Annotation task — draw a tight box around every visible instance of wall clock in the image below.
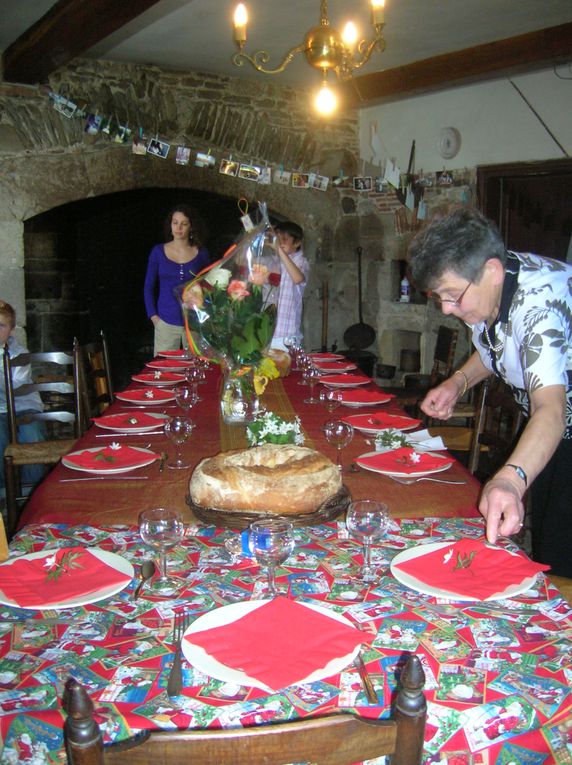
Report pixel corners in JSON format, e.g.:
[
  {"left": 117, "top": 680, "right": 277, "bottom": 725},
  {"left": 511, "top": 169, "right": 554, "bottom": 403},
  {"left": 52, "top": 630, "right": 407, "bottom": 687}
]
[{"left": 437, "top": 127, "right": 461, "bottom": 159}]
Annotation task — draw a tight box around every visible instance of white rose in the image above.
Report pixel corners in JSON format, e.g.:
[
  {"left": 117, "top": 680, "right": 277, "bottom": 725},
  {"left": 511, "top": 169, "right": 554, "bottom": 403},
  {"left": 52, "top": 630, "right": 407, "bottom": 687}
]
[{"left": 205, "top": 267, "right": 232, "bottom": 289}]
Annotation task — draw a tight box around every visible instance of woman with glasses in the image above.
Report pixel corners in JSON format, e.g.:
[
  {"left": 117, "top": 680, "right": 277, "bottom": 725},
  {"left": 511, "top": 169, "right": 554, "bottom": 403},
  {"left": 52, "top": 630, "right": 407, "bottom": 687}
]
[{"left": 407, "top": 206, "right": 571, "bottom": 577}]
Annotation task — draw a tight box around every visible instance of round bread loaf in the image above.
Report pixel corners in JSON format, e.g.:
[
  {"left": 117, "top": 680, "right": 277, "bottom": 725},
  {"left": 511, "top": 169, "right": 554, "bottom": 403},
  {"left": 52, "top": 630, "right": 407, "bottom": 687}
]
[{"left": 189, "top": 444, "right": 342, "bottom": 514}]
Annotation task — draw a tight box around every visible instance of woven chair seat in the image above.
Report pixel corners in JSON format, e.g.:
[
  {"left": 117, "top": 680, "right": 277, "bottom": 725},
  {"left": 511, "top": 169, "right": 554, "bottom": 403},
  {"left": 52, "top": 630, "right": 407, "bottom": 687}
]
[{"left": 4, "top": 438, "right": 78, "bottom": 465}]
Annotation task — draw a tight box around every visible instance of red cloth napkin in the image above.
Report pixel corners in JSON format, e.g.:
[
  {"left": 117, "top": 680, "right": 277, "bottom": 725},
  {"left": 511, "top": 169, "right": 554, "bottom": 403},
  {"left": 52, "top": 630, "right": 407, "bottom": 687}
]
[
  {"left": 339, "top": 389, "right": 394, "bottom": 404},
  {"left": 321, "top": 374, "right": 371, "bottom": 386},
  {"left": 185, "top": 597, "right": 365, "bottom": 691},
  {"left": 65, "top": 445, "right": 155, "bottom": 470},
  {"left": 133, "top": 372, "right": 185, "bottom": 383},
  {"left": 117, "top": 388, "right": 175, "bottom": 402},
  {"left": 0, "top": 547, "right": 132, "bottom": 607},
  {"left": 93, "top": 413, "right": 163, "bottom": 429},
  {"left": 394, "top": 538, "right": 550, "bottom": 600},
  {"left": 357, "top": 447, "right": 455, "bottom": 474},
  {"left": 315, "top": 362, "right": 356, "bottom": 371},
  {"left": 343, "top": 413, "right": 421, "bottom": 430},
  {"left": 147, "top": 359, "right": 190, "bottom": 369}
]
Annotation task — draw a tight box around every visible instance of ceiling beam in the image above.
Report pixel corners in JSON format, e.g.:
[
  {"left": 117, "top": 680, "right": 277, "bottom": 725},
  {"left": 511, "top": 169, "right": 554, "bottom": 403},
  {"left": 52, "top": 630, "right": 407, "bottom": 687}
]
[
  {"left": 2, "top": 0, "right": 163, "bottom": 85},
  {"left": 339, "top": 22, "right": 572, "bottom": 110}
]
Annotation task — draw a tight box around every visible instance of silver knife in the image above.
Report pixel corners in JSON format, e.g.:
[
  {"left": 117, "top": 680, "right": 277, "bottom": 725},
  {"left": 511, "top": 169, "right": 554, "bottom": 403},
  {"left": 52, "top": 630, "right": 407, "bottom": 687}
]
[{"left": 354, "top": 652, "right": 378, "bottom": 704}]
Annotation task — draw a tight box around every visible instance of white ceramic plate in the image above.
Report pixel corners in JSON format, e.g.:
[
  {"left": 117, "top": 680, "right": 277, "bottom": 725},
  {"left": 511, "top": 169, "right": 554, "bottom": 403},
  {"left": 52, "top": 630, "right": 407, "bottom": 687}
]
[
  {"left": 313, "top": 363, "right": 357, "bottom": 373},
  {"left": 355, "top": 450, "right": 452, "bottom": 477},
  {"left": 0, "top": 549, "right": 134, "bottom": 610},
  {"left": 340, "top": 399, "right": 391, "bottom": 408},
  {"left": 309, "top": 353, "right": 345, "bottom": 361},
  {"left": 182, "top": 600, "right": 361, "bottom": 692},
  {"left": 390, "top": 542, "right": 539, "bottom": 602},
  {"left": 94, "top": 413, "right": 170, "bottom": 433},
  {"left": 157, "top": 350, "right": 193, "bottom": 359},
  {"left": 321, "top": 377, "right": 371, "bottom": 389},
  {"left": 342, "top": 414, "right": 420, "bottom": 434},
  {"left": 132, "top": 372, "right": 185, "bottom": 386},
  {"left": 146, "top": 359, "right": 191, "bottom": 371},
  {"left": 62, "top": 446, "right": 158, "bottom": 475},
  {"left": 116, "top": 389, "right": 176, "bottom": 405}
]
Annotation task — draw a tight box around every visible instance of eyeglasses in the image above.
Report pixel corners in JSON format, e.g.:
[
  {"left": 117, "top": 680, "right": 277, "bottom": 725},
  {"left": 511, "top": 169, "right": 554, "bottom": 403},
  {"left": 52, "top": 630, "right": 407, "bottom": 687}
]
[{"left": 428, "top": 280, "right": 472, "bottom": 308}]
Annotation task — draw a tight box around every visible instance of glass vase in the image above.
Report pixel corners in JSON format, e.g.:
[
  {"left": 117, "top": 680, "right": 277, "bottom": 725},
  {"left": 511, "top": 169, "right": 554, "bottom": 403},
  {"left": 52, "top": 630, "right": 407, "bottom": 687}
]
[{"left": 220, "top": 365, "right": 261, "bottom": 425}]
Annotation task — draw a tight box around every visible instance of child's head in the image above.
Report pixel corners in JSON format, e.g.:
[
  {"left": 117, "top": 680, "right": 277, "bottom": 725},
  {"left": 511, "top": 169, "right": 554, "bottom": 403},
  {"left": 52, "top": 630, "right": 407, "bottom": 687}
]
[
  {"left": 274, "top": 221, "right": 303, "bottom": 253},
  {"left": 0, "top": 301, "right": 16, "bottom": 347}
]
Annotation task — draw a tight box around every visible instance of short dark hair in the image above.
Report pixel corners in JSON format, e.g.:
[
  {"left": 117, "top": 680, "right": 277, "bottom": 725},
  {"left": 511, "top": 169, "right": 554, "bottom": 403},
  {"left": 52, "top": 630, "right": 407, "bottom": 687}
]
[
  {"left": 0, "top": 300, "right": 16, "bottom": 328},
  {"left": 408, "top": 206, "right": 507, "bottom": 292},
  {"left": 274, "top": 220, "right": 303, "bottom": 247},
  {"left": 164, "top": 204, "right": 202, "bottom": 247}
]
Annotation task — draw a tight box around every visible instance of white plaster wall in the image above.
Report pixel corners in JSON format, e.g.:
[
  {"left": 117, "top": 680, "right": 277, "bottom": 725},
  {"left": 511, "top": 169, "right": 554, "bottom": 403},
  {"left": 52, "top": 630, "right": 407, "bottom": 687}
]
[{"left": 358, "top": 67, "right": 572, "bottom": 173}]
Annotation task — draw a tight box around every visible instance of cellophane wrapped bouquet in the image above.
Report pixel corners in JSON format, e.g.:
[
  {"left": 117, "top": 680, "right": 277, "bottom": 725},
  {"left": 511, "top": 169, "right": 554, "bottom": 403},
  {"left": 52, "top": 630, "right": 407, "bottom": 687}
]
[{"left": 176, "top": 203, "right": 280, "bottom": 423}]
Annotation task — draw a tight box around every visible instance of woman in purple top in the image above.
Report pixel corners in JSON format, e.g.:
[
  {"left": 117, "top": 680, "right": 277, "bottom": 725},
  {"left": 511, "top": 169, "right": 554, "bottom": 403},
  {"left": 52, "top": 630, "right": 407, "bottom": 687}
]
[{"left": 144, "top": 204, "right": 210, "bottom": 354}]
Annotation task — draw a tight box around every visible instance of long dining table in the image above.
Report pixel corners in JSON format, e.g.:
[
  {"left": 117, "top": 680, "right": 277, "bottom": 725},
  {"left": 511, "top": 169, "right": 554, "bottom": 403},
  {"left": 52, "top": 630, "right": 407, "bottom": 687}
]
[{"left": 2, "top": 358, "right": 570, "bottom": 765}]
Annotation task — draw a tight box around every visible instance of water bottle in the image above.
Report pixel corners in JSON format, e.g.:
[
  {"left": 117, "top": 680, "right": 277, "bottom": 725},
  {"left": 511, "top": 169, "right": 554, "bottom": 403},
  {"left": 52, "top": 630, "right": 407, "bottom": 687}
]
[{"left": 400, "top": 276, "right": 411, "bottom": 303}]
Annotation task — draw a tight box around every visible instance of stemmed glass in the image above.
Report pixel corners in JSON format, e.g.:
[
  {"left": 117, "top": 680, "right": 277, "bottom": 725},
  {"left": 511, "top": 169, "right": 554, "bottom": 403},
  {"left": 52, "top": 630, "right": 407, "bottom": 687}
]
[
  {"left": 250, "top": 519, "right": 295, "bottom": 598},
  {"left": 164, "top": 415, "right": 194, "bottom": 469},
  {"left": 139, "top": 507, "right": 186, "bottom": 596},
  {"left": 175, "top": 383, "right": 198, "bottom": 417},
  {"left": 303, "top": 368, "right": 321, "bottom": 404},
  {"left": 323, "top": 419, "right": 354, "bottom": 472},
  {"left": 346, "top": 500, "right": 390, "bottom": 583},
  {"left": 185, "top": 367, "right": 203, "bottom": 402},
  {"left": 319, "top": 389, "right": 343, "bottom": 413},
  {"left": 297, "top": 353, "right": 311, "bottom": 385}
]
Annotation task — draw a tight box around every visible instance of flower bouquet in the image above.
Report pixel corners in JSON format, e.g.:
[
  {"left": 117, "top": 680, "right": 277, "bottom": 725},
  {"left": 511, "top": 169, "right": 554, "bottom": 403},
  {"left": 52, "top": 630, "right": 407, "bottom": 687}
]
[
  {"left": 176, "top": 203, "right": 280, "bottom": 424},
  {"left": 246, "top": 411, "right": 305, "bottom": 447}
]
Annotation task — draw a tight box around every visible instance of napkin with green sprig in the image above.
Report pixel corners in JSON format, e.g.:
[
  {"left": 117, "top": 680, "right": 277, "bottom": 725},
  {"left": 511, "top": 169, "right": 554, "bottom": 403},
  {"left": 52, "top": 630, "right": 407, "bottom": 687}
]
[{"left": 246, "top": 411, "right": 304, "bottom": 447}]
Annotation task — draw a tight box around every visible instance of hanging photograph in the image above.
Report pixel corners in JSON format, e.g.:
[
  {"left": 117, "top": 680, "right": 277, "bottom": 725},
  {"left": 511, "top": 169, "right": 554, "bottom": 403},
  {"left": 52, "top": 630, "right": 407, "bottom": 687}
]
[
  {"left": 273, "top": 169, "right": 291, "bottom": 185},
  {"left": 258, "top": 167, "right": 272, "bottom": 185},
  {"left": 238, "top": 163, "right": 261, "bottom": 182},
  {"left": 195, "top": 152, "right": 216, "bottom": 168},
  {"left": 308, "top": 173, "right": 329, "bottom": 192},
  {"left": 220, "top": 158, "right": 239, "bottom": 176},
  {"left": 114, "top": 125, "right": 132, "bottom": 144},
  {"left": 176, "top": 146, "right": 191, "bottom": 165},
  {"left": 147, "top": 138, "right": 171, "bottom": 159},
  {"left": 84, "top": 114, "right": 102, "bottom": 135},
  {"left": 353, "top": 176, "right": 372, "bottom": 191},
  {"left": 53, "top": 97, "right": 77, "bottom": 119},
  {"left": 292, "top": 172, "right": 309, "bottom": 189},
  {"left": 132, "top": 138, "right": 147, "bottom": 156}
]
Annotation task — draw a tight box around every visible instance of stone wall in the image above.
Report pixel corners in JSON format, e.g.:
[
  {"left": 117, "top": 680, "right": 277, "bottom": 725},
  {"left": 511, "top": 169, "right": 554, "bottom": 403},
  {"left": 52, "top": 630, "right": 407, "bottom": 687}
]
[{"left": 0, "top": 57, "right": 472, "bottom": 373}]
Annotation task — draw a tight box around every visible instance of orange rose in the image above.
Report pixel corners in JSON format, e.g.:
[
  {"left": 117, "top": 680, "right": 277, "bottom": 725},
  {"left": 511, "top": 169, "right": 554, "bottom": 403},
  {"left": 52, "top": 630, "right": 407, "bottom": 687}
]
[
  {"left": 182, "top": 283, "right": 204, "bottom": 309},
  {"left": 250, "top": 264, "right": 269, "bottom": 286},
  {"left": 227, "top": 279, "right": 250, "bottom": 301}
]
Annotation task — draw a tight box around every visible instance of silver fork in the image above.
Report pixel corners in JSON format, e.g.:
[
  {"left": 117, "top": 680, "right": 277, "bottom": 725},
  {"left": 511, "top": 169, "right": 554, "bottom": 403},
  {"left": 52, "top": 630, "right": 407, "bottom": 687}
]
[
  {"left": 388, "top": 475, "right": 466, "bottom": 485},
  {"left": 167, "top": 610, "right": 191, "bottom": 697}
]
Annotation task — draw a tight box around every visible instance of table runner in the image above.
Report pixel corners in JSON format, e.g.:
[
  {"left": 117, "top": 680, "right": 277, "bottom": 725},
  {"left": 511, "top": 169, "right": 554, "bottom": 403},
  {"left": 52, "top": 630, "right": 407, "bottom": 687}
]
[
  {"left": 0, "top": 518, "right": 570, "bottom": 764},
  {"left": 19, "top": 364, "right": 480, "bottom": 529}
]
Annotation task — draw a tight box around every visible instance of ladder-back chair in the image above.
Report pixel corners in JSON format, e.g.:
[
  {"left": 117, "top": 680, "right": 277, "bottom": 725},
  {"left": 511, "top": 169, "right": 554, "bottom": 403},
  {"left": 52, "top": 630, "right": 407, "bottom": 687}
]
[
  {"left": 63, "top": 654, "right": 427, "bottom": 765},
  {"left": 78, "top": 331, "right": 114, "bottom": 430},
  {"left": 3, "top": 339, "right": 84, "bottom": 536}
]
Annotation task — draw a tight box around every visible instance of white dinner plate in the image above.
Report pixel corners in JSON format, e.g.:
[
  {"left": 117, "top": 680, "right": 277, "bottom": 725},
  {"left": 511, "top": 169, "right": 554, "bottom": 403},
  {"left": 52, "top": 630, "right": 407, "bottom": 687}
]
[
  {"left": 0, "top": 549, "right": 134, "bottom": 610},
  {"left": 313, "top": 362, "right": 357, "bottom": 373},
  {"left": 355, "top": 450, "right": 452, "bottom": 477},
  {"left": 94, "top": 413, "right": 170, "bottom": 433},
  {"left": 62, "top": 446, "right": 158, "bottom": 475},
  {"left": 309, "top": 353, "right": 346, "bottom": 361},
  {"left": 131, "top": 372, "right": 186, "bottom": 386},
  {"left": 146, "top": 359, "right": 191, "bottom": 371},
  {"left": 157, "top": 350, "right": 194, "bottom": 359},
  {"left": 341, "top": 399, "right": 391, "bottom": 408},
  {"left": 182, "top": 600, "right": 361, "bottom": 692},
  {"left": 390, "top": 542, "right": 539, "bottom": 602},
  {"left": 321, "top": 377, "right": 371, "bottom": 389},
  {"left": 342, "top": 414, "right": 420, "bottom": 434},
  {"left": 116, "top": 389, "right": 176, "bottom": 405}
]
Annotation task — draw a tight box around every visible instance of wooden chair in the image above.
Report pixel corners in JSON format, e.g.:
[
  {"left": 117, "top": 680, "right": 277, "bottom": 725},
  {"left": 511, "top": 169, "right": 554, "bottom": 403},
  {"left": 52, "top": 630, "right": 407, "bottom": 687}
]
[
  {"left": 78, "top": 331, "right": 114, "bottom": 429},
  {"left": 63, "top": 654, "right": 426, "bottom": 765},
  {"left": 3, "top": 339, "right": 84, "bottom": 536}
]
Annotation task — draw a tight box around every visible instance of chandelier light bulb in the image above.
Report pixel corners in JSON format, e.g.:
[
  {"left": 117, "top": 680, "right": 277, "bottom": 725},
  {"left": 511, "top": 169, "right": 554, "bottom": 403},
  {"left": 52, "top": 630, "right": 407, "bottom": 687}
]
[
  {"left": 233, "top": 4, "right": 248, "bottom": 46},
  {"left": 371, "top": 0, "right": 385, "bottom": 25},
  {"left": 342, "top": 21, "right": 358, "bottom": 53},
  {"left": 315, "top": 83, "right": 337, "bottom": 115}
]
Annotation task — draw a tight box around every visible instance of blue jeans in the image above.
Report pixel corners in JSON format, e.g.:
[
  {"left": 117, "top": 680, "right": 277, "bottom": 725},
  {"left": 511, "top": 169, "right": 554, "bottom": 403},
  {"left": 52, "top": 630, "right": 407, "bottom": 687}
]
[{"left": 0, "top": 412, "right": 47, "bottom": 492}]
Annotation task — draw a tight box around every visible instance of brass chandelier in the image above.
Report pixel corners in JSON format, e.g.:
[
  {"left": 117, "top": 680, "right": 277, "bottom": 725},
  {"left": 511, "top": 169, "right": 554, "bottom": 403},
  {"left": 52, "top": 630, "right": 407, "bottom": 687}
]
[{"left": 232, "top": 0, "right": 387, "bottom": 114}]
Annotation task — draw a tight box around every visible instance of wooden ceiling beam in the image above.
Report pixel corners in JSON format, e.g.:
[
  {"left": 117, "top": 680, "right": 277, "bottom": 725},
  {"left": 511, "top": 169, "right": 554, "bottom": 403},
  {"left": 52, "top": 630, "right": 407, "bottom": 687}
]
[
  {"left": 2, "top": 0, "right": 163, "bottom": 85},
  {"left": 339, "top": 22, "right": 572, "bottom": 109}
]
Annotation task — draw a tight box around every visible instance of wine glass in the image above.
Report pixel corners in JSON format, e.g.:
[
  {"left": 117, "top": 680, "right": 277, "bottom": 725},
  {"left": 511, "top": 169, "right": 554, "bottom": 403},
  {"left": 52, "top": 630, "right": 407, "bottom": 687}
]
[
  {"left": 164, "top": 415, "right": 194, "bottom": 469},
  {"left": 303, "top": 368, "right": 321, "bottom": 404},
  {"left": 250, "top": 519, "right": 295, "bottom": 598},
  {"left": 175, "top": 383, "right": 198, "bottom": 416},
  {"left": 319, "top": 388, "right": 343, "bottom": 413},
  {"left": 297, "top": 353, "right": 311, "bottom": 385},
  {"left": 185, "top": 367, "right": 203, "bottom": 401},
  {"left": 139, "top": 507, "right": 186, "bottom": 596},
  {"left": 323, "top": 419, "right": 354, "bottom": 471},
  {"left": 346, "top": 500, "right": 390, "bottom": 583}
]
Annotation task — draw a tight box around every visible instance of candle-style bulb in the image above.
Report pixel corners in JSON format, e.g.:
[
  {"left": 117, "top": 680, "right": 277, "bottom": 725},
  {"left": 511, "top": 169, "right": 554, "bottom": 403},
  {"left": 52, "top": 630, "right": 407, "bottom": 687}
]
[
  {"left": 371, "top": 0, "right": 385, "bottom": 25},
  {"left": 342, "top": 21, "right": 358, "bottom": 53},
  {"left": 234, "top": 4, "right": 248, "bottom": 46}
]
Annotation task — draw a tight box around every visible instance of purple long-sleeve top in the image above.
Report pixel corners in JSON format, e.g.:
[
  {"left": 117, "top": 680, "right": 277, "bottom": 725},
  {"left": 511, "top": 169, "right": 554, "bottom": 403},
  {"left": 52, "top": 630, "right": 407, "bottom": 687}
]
[{"left": 144, "top": 244, "right": 210, "bottom": 326}]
